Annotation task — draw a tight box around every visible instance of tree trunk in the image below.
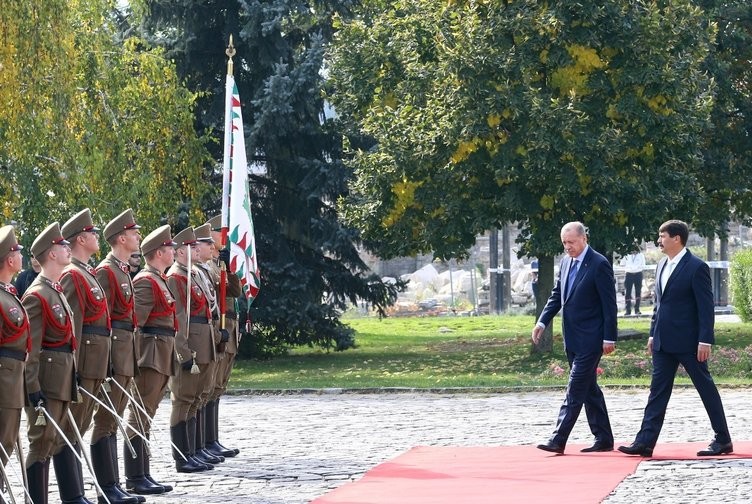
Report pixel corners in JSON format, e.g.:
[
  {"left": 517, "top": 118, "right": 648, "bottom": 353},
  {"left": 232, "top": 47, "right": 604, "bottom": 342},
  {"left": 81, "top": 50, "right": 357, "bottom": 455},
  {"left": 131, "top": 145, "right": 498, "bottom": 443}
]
[
  {"left": 489, "top": 229, "right": 500, "bottom": 314},
  {"left": 531, "top": 254, "right": 554, "bottom": 354},
  {"left": 502, "top": 225, "right": 511, "bottom": 312}
]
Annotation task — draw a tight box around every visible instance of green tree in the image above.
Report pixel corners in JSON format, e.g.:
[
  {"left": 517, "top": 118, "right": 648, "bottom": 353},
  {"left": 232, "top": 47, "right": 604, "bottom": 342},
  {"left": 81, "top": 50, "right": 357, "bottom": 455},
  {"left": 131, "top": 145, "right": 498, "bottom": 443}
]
[
  {"left": 692, "top": 1, "right": 752, "bottom": 239},
  {"left": 329, "top": 0, "right": 716, "bottom": 351},
  {"left": 130, "top": 0, "right": 402, "bottom": 354},
  {"left": 0, "top": 1, "right": 210, "bottom": 246}
]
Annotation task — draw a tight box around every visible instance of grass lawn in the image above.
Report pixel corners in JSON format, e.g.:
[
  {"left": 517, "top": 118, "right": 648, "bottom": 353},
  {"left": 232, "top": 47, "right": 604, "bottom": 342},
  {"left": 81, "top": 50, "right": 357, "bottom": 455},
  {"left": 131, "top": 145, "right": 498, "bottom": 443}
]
[{"left": 229, "top": 315, "right": 752, "bottom": 390}]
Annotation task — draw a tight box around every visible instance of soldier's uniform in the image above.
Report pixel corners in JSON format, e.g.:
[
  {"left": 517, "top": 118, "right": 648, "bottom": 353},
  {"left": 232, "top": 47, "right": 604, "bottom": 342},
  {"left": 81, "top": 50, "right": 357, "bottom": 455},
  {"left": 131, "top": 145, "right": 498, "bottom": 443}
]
[
  {"left": 166, "top": 227, "right": 216, "bottom": 473},
  {"left": 56, "top": 208, "right": 115, "bottom": 504},
  {"left": 22, "top": 223, "right": 76, "bottom": 504},
  {"left": 0, "top": 227, "right": 30, "bottom": 482},
  {"left": 190, "top": 224, "right": 225, "bottom": 466},
  {"left": 91, "top": 209, "right": 146, "bottom": 503},
  {"left": 125, "top": 225, "right": 177, "bottom": 495},
  {"left": 203, "top": 215, "right": 241, "bottom": 458}
]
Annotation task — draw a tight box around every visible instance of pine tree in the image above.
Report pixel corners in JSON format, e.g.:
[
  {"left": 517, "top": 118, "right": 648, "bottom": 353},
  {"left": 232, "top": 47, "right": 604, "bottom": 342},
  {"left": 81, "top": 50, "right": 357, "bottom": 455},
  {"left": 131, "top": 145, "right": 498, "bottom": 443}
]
[{"left": 131, "top": 0, "right": 401, "bottom": 354}]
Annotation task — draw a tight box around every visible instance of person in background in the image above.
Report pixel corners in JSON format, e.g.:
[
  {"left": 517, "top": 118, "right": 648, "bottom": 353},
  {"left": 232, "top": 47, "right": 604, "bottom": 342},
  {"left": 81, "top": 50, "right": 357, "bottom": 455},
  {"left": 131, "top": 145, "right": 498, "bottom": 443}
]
[
  {"left": 532, "top": 221, "right": 617, "bottom": 455},
  {"left": 14, "top": 256, "right": 40, "bottom": 298},
  {"left": 128, "top": 252, "right": 142, "bottom": 279},
  {"left": 530, "top": 259, "right": 539, "bottom": 304},
  {"left": 621, "top": 244, "right": 646, "bottom": 316}
]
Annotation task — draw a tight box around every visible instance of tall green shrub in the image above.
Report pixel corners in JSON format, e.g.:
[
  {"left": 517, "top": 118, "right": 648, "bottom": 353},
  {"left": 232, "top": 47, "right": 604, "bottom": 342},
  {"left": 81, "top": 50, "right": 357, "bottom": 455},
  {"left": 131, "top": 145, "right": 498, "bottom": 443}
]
[{"left": 730, "top": 249, "right": 752, "bottom": 322}]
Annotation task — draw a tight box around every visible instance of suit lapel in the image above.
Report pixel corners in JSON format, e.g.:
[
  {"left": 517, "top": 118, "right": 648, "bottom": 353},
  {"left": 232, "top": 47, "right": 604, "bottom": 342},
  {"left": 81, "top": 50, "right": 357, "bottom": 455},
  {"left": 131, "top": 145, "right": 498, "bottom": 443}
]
[
  {"left": 658, "top": 251, "right": 691, "bottom": 297},
  {"left": 664, "top": 251, "right": 690, "bottom": 292},
  {"left": 656, "top": 258, "right": 666, "bottom": 299}
]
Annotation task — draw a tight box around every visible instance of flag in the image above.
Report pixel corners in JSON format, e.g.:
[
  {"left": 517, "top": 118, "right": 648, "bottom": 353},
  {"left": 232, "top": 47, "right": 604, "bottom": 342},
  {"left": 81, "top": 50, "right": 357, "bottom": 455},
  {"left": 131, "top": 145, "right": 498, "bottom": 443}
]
[{"left": 222, "top": 74, "right": 261, "bottom": 301}]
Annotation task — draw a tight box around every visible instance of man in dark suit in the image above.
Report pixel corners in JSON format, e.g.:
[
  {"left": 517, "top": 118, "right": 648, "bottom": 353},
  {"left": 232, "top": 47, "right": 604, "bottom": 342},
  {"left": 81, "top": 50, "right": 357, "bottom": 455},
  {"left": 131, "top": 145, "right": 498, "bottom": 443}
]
[
  {"left": 533, "top": 221, "right": 617, "bottom": 454},
  {"left": 619, "top": 220, "right": 732, "bottom": 457}
]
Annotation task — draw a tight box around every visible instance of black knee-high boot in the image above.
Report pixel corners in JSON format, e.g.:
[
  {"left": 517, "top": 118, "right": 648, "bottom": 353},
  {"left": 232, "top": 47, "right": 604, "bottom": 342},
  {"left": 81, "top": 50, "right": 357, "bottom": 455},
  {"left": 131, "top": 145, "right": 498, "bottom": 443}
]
[
  {"left": 52, "top": 444, "right": 93, "bottom": 504},
  {"left": 205, "top": 399, "right": 236, "bottom": 458},
  {"left": 109, "top": 434, "right": 145, "bottom": 502},
  {"left": 90, "top": 436, "right": 139, "bottom": 504},
  {"left": 26, "top": 460, "right": 49, "bottom": 504},
  {"left": 172, "top": 421, "right": 207, "bottom": 473},
  {"left": 139, "top": 433, "right": 172, "bottom": 492},
  {"left": 214, "top": 397, "right": 239, "bottom": 456},
  {"left": 124, "top": 436, "right": 164, "bottom": 495},
  {"left": 194, "top": 408, "right": 222, "bottom": 465}
]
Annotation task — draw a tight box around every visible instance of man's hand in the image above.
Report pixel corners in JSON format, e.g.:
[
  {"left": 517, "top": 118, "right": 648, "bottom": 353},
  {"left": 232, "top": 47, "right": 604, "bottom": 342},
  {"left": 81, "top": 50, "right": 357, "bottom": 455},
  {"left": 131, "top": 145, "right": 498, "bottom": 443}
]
[
  {"left": 531, "top": 325, "right": 544, "bottom": 345},
  {"left": 602, "top": 342, "right": 615, "bottom": 355},
  {"left": 219, "top": 329, "right": 230, "bottom": 343},
  {"left": 28, "top": 390, "right": 46, "bottom": 408},
  {"left": 697, "top": 344, "right": 711, "bottom": 362},
  {"left": 218, "top": 248, "right": 230, "bottom": 268},
  {"left": 647, "top": 337, "right": 653, "bottom": 354}
]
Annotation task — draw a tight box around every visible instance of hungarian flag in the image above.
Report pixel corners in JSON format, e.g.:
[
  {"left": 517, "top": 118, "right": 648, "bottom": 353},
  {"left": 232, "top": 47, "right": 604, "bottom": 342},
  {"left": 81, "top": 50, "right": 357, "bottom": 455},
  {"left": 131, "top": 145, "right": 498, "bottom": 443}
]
[{"left": 222, "top": 74, "right": 261, "bottom": 301}]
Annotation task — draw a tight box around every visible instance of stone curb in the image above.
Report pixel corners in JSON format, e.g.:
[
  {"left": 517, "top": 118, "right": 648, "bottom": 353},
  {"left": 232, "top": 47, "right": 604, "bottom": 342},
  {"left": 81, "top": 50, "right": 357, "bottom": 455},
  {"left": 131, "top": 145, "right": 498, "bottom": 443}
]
[{"left": 224, "top": 382, "right": 752, "bottom": 396}]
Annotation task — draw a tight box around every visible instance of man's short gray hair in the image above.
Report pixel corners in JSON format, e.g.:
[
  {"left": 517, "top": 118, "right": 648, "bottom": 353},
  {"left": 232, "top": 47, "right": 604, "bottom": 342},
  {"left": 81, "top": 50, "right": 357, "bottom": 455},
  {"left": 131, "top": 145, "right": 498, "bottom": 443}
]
[{"left": 561, "top": 221, "right": 588, "bottom": 236}]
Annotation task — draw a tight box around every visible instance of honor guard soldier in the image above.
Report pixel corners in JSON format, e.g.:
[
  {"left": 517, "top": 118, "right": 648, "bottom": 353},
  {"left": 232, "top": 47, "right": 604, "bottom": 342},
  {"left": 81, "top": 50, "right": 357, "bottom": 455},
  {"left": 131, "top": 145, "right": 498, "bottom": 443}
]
[
  {"left": 0, "top": 226, "right": 31, "bottom": 501},
  {"left": 166, "top": 228, "right": 215, "bottom": 473},
  {"left": 205, "top": 215, "right": 241, "bottom": 458},
  {"left": 22, "top": 223, "right": 76, "bottom": 504},
  {"left": 58, "top": 209, "right": 124, "bottom": 504},
  {"left": 125, "top": 226, "right": 176, "bottom": 495},
  {"left": 191, "top": 224, "right": 225, "bottom": 466},
  {"left": 93, "top": 209, "right": 154, "bottom": 502}
]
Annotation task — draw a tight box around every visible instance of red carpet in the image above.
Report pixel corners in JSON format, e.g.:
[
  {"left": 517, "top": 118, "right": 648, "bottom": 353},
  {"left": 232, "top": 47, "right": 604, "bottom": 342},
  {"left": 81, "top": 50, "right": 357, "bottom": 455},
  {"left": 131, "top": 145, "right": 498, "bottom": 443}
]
[{"left": 311, "top": 442, "right": 752, "bottom": 504}]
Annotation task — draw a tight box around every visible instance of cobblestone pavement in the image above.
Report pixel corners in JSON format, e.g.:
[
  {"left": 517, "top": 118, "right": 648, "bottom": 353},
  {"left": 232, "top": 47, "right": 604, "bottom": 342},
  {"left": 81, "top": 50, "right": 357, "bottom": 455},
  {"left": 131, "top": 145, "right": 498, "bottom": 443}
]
[{"left": 5, "top": 388, "right": 752, "bottom": 503}]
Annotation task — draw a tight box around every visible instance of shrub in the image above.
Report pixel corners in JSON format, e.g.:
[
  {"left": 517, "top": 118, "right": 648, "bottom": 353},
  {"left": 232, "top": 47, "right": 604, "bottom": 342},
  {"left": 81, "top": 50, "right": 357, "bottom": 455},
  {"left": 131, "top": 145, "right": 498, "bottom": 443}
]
[{"left": 730, "top": 249, "right": 752, "bottom": 322}]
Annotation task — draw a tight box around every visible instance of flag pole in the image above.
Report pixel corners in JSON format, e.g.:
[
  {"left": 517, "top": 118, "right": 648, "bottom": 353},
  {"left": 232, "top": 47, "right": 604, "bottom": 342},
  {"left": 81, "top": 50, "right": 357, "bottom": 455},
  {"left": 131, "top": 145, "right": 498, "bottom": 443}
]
[{"left": 219, "top": 36, "right": 236, "bottom": 326}]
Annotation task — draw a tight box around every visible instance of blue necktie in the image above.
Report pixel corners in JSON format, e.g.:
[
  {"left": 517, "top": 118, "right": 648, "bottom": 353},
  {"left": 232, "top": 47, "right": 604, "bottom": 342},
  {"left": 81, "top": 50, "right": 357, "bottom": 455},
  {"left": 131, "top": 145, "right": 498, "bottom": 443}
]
[{"left": 566, "top": 259, "right": 579, "bottom": 299}]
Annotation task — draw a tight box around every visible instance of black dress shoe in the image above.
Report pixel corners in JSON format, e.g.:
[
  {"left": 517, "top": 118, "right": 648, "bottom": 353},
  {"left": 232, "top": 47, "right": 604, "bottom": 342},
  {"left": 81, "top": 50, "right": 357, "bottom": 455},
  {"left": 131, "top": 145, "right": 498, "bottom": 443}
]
[
  {"left": 618, "top": 442, "right": 653, "bottom": 457},
  {"left": 536, "top": 442, "right": 565, "bottom": 454},
  {"left": 580, "top": 442, "right": 614, "bottom": 453},
  {"left": 697, "top": 441, "right": 733, "bottom": 456}
]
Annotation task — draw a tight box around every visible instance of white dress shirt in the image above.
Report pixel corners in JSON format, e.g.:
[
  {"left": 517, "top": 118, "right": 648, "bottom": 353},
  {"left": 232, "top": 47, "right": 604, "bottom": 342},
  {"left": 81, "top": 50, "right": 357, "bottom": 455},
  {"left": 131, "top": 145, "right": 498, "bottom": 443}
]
[
  {"left": 621, "top": 253, "right": 646, "bottom": 274},
  {"left": 660, "top": 247, "right": 686, "bottom": 292}
]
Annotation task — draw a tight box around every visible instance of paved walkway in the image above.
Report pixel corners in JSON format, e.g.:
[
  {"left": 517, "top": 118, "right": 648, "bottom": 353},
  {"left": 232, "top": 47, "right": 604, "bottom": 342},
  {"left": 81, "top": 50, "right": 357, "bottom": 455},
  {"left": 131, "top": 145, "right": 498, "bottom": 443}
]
[{"left": 5, "top": 388, "right": 752, "bottom": 503}]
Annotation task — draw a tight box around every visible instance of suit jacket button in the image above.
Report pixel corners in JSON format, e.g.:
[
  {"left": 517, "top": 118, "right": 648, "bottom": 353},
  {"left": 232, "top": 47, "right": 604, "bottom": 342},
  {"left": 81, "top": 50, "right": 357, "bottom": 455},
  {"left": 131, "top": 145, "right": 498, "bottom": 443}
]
[
  {"left": 47, "top": 357, "right": 52, "bottom": 362},
  {"left": 113, "top": 336, "right": 118, "bottom": 340}
]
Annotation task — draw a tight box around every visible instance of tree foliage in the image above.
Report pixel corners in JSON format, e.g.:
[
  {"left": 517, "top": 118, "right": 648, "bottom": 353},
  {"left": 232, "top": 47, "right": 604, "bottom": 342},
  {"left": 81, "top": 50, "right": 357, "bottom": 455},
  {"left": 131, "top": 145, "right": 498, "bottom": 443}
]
[
  {"left": 692, "top": 1, "right": 752, "bottom": 238},
  {"left": 0, "top": 1, "right": 210, "bottom": 246},
  {"left": 130, "top": 0, "right": 402, "bottom": 354},
  {"left": 329, "top": 0, "right": 718, "bottom": 352},
  {"left": 730, "top": 249, "right": 752, "bottom": 322},
  {"left": 330, "top": 0, "right": 717, "bottom": 263}
]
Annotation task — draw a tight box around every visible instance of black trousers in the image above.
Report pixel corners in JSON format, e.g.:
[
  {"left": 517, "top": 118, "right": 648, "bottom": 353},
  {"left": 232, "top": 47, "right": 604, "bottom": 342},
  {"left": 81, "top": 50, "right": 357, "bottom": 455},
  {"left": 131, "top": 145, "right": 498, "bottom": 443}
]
[{"left": 624, "top": 272, "right": 643, "bottom": 313}]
